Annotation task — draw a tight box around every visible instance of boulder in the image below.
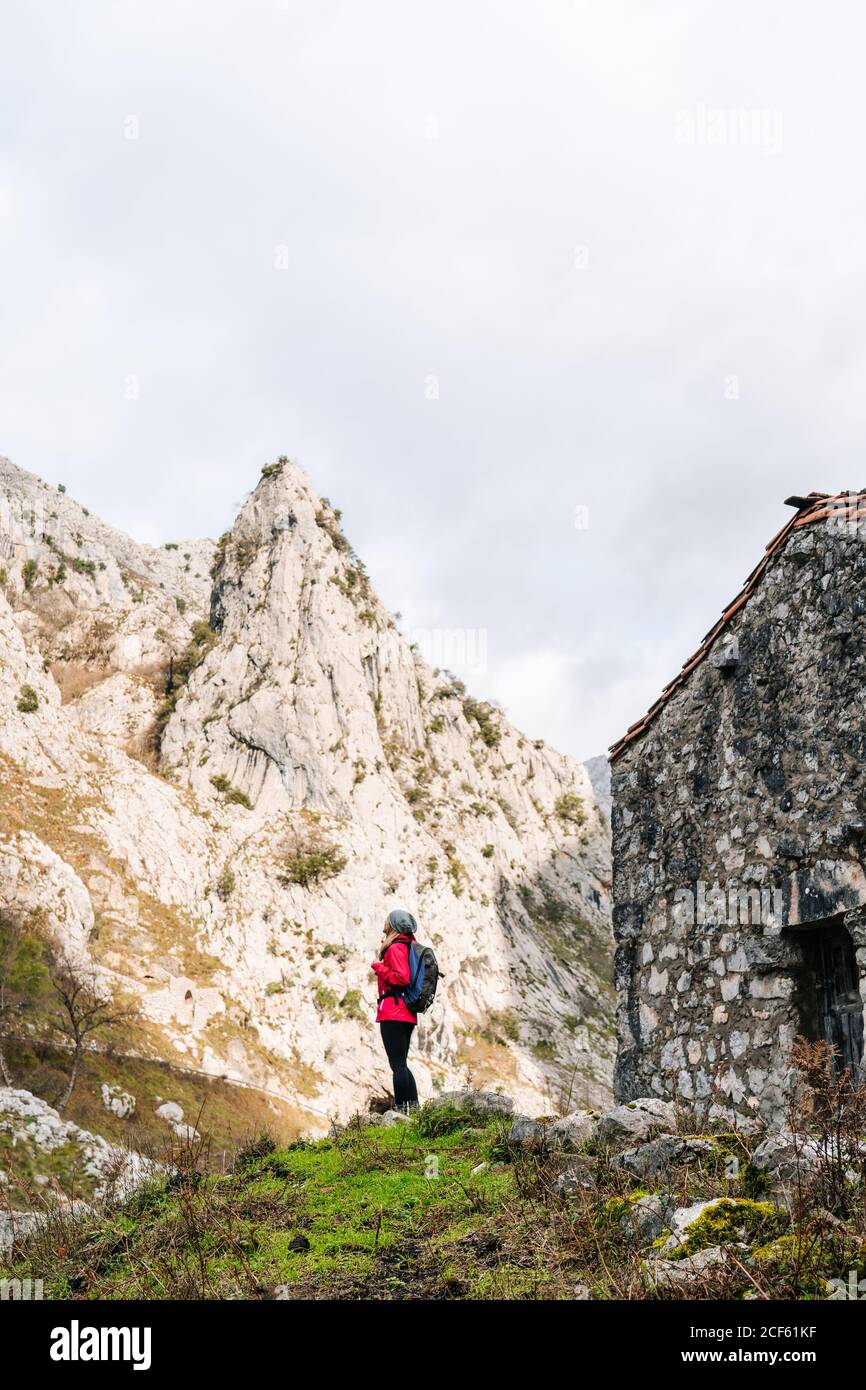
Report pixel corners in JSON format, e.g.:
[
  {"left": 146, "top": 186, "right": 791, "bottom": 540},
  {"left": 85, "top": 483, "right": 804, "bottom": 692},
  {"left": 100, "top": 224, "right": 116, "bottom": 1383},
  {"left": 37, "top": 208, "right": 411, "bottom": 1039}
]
[
  {"left": 751, "top": 1131, "right": 820, "bottom": 1183},
  {"left": 656, "top": 1198, "right": 722, "bottom": 1256},
  {"left": 707, "top": 1104, "right": 763, "bottom": 1136},
  {"left": 656, "top": 1195, "right": 787, "bottom": 1258},
  {"left": 616, "top": 1133, "right": 715, "bottom": 1181},
  {"left": 101, "top": 1084, "right": 136, "bottom": 1120},
  {"left": 365, "top": 1109, "right": 409, "bottom": 1128},
  {"left": 596, "top": 1097, "right": 677, "bottom": 1149},
  {"left": 435, "top": 1090, "right": 514, "bottom": 1116},
  {"left": 507, "top": 1115, "right": 546, "bottom": 1147},
  {"left": 507, "top": 1110, "right": 597, "bottom": 1150},
  {"left": 645, "top": 1244, "right": 729, "bottom": 1290},
  {"left": 619, "top": 1194, "right": 672, "bottom": 1247},
  {"left": 549, "top": 1154, "right": 596, "bottom": 1196},
  {"left": 154, "top": 1101, "right": 184, "bottom": 1126},
  {"left": 548, "top": 1110, "right": 598, "bottom": 1151}
]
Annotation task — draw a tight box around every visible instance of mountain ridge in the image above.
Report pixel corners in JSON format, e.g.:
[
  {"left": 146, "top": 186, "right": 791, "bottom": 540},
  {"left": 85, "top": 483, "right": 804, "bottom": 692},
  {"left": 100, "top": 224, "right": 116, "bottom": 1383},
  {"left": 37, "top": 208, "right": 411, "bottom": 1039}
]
[{"left": 0, "top": 453, "right": 614, "bottom": 1136}]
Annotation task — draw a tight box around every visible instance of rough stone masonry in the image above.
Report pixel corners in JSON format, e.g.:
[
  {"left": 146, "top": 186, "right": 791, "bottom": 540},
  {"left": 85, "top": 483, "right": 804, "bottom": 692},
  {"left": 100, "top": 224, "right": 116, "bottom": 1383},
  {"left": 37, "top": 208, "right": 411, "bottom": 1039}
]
[{"left": 609, "top": 493, "right": 866, "bottom": 1124}]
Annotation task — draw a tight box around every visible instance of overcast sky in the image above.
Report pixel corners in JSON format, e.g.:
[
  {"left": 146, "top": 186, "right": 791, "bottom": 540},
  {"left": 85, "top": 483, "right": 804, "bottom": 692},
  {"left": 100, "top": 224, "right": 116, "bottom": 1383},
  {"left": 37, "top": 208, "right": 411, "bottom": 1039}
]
[{"left": 2, "top": 1, "right": 864, "bottom": 761}]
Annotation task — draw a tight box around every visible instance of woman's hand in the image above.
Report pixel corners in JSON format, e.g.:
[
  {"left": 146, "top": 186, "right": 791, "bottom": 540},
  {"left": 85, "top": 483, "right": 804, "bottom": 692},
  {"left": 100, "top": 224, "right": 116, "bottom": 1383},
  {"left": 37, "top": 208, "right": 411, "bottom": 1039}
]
[{"left": 377, "top": 925, "right": 397, "bottom": 959}]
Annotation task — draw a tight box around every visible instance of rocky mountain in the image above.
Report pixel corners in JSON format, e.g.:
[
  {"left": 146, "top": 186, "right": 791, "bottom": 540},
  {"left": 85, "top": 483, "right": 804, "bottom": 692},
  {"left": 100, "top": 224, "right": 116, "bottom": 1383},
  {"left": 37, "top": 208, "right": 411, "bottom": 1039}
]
[
  {"left": 583, "top": 755, "right": 611, "bottom": 821},
  {"left": 0, "top": 454, "right": 613, "bottom": 1138}
]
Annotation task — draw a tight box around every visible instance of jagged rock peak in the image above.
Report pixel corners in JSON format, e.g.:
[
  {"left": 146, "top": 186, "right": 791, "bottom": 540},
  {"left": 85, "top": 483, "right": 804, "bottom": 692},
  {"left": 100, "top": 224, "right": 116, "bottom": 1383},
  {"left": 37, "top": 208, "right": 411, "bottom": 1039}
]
[{"left": 0, "top": 451, "right": 614, "bottom": 1127}]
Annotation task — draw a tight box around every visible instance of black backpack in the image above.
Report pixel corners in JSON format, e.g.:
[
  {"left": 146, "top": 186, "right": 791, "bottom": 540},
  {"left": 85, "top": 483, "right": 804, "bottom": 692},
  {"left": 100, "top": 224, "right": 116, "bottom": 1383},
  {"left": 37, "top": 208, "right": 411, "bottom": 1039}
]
[{"left": 388, "top": 935, "right": 441, "bottom": 1014}]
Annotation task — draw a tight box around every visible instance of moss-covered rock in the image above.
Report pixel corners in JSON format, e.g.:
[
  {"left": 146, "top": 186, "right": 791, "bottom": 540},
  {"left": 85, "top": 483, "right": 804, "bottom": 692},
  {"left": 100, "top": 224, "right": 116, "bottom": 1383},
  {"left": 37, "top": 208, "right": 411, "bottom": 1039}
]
[{"left": 662, "top": 1197, "right": 788, "bottom": 1259}]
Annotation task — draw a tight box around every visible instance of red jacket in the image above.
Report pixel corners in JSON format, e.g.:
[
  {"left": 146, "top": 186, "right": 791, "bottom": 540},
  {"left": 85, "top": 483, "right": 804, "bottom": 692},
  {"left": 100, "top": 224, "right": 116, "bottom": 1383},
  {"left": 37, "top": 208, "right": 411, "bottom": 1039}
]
[{"left": 371, "top": 937, "right": 418, "bottom": 1024}]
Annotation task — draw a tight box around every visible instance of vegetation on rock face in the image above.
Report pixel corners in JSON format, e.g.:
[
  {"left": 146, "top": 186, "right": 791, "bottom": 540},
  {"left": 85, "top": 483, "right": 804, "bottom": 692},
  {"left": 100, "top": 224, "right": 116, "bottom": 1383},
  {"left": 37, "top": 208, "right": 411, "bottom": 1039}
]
[
  {"left": 152, "top": 621, "right": 218, "bottom": 749},
  {"left": 16, "top": 684, "right": 39, "bottom": 713},
  {"left": 279, "top": 830, "right": 347, "bottom": 888},
  {"left": 554, "top": 792, "right": 586, "bottom": 827},
  {"left": 209, "top": 774, "right": 253, "bottom": 810},
  {"left": 21, "top": 559, "right": 38, "bottom": 591},
  {"left": 462, "top": 698, "right": 501, "bottom": 748},
  {"left": 214, "top": 865, "right": 236, "bottom": 900}
]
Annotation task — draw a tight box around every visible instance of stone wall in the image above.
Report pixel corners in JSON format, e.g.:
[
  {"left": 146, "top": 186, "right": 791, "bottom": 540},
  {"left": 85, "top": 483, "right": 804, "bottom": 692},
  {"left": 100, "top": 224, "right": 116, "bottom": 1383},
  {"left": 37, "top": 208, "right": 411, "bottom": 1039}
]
[{"left": 611, "top": 515, "right": 866, "bottom": 1123}]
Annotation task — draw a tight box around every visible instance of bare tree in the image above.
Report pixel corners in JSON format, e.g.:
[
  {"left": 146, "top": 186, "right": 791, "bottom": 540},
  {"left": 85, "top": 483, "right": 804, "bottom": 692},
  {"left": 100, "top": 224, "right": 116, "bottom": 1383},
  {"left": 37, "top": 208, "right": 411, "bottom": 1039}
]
[{"left": 49, "top": 961, "right": 137, "bottom": 1113}]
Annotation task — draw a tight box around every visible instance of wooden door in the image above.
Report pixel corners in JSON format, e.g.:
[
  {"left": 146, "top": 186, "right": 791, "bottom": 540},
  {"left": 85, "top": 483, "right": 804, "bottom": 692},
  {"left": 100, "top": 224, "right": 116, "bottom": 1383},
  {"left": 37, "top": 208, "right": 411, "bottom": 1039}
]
[{"left": 813, "top": 927, "right": 864, "bottom": 1079}]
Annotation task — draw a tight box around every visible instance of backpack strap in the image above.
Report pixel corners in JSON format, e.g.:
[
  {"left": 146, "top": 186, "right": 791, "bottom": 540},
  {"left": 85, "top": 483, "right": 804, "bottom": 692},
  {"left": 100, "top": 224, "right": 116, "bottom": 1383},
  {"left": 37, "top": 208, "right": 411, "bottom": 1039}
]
[{"left": 382, "top": 936, "right": 417, "bottom": 1001}]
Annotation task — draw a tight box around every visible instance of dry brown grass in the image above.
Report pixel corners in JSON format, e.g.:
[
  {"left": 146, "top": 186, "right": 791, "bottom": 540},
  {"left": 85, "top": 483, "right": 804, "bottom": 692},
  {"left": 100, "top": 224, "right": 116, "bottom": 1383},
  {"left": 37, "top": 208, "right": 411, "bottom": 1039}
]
[{"left": 50, "top": 661, "right": 110, "bottom": 704}]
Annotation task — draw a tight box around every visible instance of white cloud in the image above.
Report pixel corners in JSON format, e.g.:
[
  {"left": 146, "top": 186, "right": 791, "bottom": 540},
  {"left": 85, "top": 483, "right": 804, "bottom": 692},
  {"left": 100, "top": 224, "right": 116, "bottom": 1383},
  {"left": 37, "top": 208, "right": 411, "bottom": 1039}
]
[{"left": 0, "top": 0, "right": 861, "bottom": 758}]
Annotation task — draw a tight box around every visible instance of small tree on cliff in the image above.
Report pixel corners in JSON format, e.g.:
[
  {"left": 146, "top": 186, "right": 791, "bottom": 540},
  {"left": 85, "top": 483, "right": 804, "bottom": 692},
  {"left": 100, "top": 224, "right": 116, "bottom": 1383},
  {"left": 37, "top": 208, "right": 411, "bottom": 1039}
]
[{"left": 49, "top": 960, "right": 137, "bottom": 1113}]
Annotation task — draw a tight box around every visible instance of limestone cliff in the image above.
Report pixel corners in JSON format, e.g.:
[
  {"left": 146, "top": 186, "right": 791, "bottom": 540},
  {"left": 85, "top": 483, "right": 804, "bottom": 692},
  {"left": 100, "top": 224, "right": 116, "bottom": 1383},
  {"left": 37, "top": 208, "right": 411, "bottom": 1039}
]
[{"left": 0, "top": 455, "right": 613, "bottom": 1135}]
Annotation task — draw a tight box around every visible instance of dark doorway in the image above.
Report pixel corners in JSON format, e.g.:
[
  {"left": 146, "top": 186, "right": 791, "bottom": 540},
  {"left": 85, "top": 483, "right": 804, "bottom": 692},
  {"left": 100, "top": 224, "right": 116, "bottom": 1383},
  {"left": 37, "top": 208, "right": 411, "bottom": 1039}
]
[{"left": 794, "top": 922, "right": 864, "bottom": 1079}]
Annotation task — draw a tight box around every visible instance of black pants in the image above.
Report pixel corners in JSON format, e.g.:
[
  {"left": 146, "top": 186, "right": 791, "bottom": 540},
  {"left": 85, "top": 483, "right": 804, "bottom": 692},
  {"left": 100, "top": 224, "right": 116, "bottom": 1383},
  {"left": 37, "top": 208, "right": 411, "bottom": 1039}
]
[{"left": 379, "top": 1021, "right": 418, "bottom": 1108}]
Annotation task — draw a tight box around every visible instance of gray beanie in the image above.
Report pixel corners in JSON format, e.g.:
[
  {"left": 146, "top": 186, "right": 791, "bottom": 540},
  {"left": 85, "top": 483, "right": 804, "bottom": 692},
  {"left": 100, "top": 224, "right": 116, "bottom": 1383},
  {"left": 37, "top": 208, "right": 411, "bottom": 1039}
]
[{"left": 388, "top": 908, "right": 417, "bottom": 936}]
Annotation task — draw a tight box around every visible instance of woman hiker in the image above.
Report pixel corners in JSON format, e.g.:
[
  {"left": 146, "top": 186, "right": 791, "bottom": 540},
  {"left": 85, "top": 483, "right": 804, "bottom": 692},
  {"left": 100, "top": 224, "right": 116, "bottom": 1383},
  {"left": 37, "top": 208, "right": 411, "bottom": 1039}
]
[{"left": 371, "top": 908, "right": 419, "bottom": 1110}]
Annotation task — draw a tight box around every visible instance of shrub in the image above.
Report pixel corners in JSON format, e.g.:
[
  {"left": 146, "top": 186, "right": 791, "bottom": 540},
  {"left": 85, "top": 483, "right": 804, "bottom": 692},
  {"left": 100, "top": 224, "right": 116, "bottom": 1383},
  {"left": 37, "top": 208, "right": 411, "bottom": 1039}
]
[
  {"left": 314, "top": 984, "right": 339, "bottom": 1014},
  {"left": 481, "top": 843, "right": 495, "bottom": 858},
  {"left": 16, "top": 685, "right": 39, "bottom": 713},
  {"left": 215, "top": 865, "right": 236, "bottom": 900},
  {"left": 554, "top": 792, "right": 586, "bottom": 827},
  {"left": 314, "top": 507, "right": 349, "bottom": 553},
  {"left": 234, "top": 537, "right": 257, "bottom": 572},
  {"left": 232, "top": 1130, "right": 277, "bottom": 1172},
  {"left": 483, "top": 1009, "right": 520, "bottom": 1044},
  {"left": 260, "top": 458, "right": 286, "bottom": 480},
  {"left": 339, "top": 989, "right": 365, "bottom": 1021},
  {"left": 279, "top": 834, "right": 347, "bottom": 888},
  {"left": 416, "top": 1103, "right": 474, "bottom": 1138},
  {"left": 209, "top": 775, "right": 252, "bottom": 810},
  {"left": 462, "top": 698, "right": 501, "bottom": 747},
  {"left": 21, "top": 560, "right": 38, "bottom": 591},
  {"left": 444, "top": 846, "right": 466, "bottom": 897}
]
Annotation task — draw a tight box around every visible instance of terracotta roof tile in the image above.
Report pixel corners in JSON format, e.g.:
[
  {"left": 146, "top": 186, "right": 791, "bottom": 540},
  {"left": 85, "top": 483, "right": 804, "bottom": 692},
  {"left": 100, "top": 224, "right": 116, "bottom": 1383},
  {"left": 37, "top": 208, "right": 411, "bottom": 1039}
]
[{"left": 608, "top": 491, "right": 850, "bottom": 763}]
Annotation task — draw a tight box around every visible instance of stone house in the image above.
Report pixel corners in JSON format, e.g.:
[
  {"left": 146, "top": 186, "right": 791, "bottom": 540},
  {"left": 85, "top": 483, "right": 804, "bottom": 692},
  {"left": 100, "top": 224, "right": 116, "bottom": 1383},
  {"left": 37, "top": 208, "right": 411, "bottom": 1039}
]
[{"left": 609, "top": 492, "right": 866, "bottom": 1124}]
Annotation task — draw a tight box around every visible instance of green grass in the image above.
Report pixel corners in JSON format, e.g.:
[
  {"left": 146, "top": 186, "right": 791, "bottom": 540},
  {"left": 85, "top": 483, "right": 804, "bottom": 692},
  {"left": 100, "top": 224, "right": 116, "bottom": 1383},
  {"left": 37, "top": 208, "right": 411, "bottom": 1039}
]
[
  {"left": 1, "top": 1108, "right": 565, "bottom": 1300},
  {"left": 5, "top": 1096, "right": 865, "bottom": 1301}
]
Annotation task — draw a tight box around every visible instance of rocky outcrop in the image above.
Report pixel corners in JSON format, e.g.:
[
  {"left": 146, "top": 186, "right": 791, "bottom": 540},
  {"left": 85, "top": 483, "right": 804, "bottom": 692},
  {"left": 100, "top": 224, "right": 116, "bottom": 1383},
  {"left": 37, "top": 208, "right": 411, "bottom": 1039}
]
[
  {"left": 595, "top": 1096, "right": 677, "bottom": 1149},
  {"left": 0, "top": 1087, "right": 151, "bottom": 1204},
  {"left": 0, "top": 455, "right": 614, "bottom": 1136}
]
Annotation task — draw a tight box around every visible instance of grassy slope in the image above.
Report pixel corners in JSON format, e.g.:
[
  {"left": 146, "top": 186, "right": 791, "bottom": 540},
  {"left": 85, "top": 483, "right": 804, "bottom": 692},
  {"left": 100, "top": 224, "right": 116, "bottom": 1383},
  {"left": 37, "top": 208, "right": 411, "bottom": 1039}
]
[
  {"left": 5, "top": 1098, "right": 866, "bottom": 1301},
  {"left": 3, "top": 1108, "right": 584, "bottom": 1300},
  {"left": 3, "top": 1037, "right": 315, "bottom": 1203}
]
